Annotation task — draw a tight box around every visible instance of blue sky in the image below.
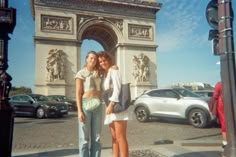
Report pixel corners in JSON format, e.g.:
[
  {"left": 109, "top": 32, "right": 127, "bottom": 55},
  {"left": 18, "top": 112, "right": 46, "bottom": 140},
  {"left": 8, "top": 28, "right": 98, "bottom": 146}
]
[{"left": 7, "top": 0, "right": 236, "bottom": 90}]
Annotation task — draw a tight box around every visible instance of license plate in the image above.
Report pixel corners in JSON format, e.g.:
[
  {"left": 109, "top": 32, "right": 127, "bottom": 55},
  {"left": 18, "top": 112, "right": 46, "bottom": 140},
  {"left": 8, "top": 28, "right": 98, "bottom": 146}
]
[{"left": 60, "top": 110, "right": 67, "bottom": 113}]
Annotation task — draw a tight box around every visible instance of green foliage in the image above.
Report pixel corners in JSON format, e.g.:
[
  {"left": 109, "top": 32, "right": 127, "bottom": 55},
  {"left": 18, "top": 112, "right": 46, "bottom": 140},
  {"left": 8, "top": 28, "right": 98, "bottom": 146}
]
[{"left": 9, "top": 87, "right": 32, "bottom": 96}]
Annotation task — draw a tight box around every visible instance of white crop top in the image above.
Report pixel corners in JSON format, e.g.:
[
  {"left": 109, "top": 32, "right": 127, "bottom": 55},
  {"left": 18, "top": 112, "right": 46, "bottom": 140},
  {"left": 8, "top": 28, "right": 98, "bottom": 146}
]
[{"left": 75, "top": 68, "right": 101, "bottom": 92}]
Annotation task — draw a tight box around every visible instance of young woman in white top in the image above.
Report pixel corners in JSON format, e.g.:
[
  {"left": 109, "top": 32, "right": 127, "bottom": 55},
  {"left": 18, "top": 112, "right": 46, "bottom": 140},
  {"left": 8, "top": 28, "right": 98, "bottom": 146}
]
[{"left": 98, "top": 51, "right": 131, "bottom": 157}]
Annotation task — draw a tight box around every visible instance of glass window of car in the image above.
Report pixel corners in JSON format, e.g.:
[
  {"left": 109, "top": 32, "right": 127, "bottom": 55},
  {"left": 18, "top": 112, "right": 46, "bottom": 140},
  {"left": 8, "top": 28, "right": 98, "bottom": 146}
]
[
  {"left": 31, "top": 95, "right": 48, "bottom": 101},
  {"left": 20, "top": 95, "right": 32, "bottom": 102},
  {"left": 174, "top": 88, "right": 200, "bottom": 97},
  {"left": 11, "top": 95, "right": 31, "bottom": 102},
  {"left": 208, "top": 92, "right": 213, "bottom": 97},
  {"left": 146, "top": 90, "right": 159, "bottom": 97},
  {"left": 10, "top": 95, "right": 20, "bottom": 101},
  {"left": 196, "top": 91, "right": 213, "bottom": 97},
  {"left": 147, "top": 89, "right": 179, "bottom": 98}
]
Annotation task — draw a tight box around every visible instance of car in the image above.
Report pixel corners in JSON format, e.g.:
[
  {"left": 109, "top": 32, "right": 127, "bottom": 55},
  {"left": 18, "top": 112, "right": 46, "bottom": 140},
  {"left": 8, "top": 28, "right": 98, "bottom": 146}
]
[
  {"left": 194, "top": 90, "right": 213, "bottom": 101},
  {"left": 46, "top": 95, "right": 77, "bottom": 111},
  {"left": 133, "top": 87, "right": 215, "bottom": 128},
  {"left": 9, "top": 94, "right": 69, "bottom": 118}
]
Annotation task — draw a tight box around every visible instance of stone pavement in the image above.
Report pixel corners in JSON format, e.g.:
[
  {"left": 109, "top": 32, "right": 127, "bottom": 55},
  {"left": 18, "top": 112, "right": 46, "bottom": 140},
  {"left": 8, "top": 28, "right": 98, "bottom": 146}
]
[{"left": 13, "top": 140, "right": 224, "bottom": 157}]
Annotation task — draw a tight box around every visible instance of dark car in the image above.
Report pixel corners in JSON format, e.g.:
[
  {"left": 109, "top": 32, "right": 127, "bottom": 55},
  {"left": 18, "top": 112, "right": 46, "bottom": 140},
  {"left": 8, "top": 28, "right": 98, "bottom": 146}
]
[
  {"left": 47, "top": 95, "right": 77, "bottom": 111},
  {"left": 9, "top": 94, "right": 69, "bottom": 118},
  {"left": 194, "top": 90, "right": 213, "bottom": 101}
]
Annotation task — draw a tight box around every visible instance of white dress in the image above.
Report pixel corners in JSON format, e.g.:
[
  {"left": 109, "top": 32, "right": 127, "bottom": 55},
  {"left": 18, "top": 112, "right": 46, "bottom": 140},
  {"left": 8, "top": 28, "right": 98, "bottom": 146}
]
[{"left": 103, "top": 68, "right": 133, "bottom": 125}]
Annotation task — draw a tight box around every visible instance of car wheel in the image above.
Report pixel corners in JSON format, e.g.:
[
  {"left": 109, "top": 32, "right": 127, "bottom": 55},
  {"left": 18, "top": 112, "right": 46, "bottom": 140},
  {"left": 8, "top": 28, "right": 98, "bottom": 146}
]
[
  {"left": 188, "top": 109, "right": 208, "bottom": 128},
  {"left": 36, "top": 107, "right": 45, "bottom": 119},
  {"left": 135, "top": 106, "right": 149, "bottom": 122}
]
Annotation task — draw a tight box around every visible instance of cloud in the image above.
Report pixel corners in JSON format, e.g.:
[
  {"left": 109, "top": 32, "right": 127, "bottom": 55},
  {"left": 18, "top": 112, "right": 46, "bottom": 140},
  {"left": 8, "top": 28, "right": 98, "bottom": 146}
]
[{"left": 157, "top": 0, "right": 208, "bottom": 53}]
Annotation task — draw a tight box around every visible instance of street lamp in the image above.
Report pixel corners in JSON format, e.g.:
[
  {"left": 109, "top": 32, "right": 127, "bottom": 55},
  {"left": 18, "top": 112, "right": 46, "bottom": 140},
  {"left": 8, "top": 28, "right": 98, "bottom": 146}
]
[{"left": 0, "top": 0, "right": 16, "bottom": 156}]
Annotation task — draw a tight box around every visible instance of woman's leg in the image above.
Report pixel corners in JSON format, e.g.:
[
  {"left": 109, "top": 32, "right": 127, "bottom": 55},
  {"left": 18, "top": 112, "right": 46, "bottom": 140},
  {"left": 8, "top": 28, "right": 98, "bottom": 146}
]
[
  {"left": 217, "top": 102, "right": 227, "bottom": 147},
  {"left": 113, "top": 120, "right": 128, "bottom": 157},
  {"left": 109, "top": 122, "right": 119, "bottom": 157},
  {"left": 91, "top": 105, "right": 102, "bottom": 157},
  {"left": 78, "top": 109, "right": 91, "bottom": 157}
]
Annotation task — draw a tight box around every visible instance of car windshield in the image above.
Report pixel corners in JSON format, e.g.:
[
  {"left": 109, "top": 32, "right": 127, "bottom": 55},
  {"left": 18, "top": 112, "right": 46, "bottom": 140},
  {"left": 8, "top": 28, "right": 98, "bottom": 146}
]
[
  {"left": 55, "top": 96, "right": 68, "bottom": 101},
  {"left": 60, "top": 96, "right": 68, "bottom": 101},
  {"left": 31, "top": 95, "right": 49, "bottom": 101},
  {"left": 173, "top": 88, "right": 200, "bottom": 98}
]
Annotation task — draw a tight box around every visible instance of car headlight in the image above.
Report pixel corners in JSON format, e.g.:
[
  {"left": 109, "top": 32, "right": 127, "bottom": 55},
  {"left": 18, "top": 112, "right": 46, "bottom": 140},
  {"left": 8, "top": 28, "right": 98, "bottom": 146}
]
[
  {"left": 49, "top": 106, "right": 57, "bottom": 109},
  {"left": 65, "top": 102, "right": 71, "bottom": 105},
  {"left": 43, "top": 104, "right": 49, "bottom": 108}
]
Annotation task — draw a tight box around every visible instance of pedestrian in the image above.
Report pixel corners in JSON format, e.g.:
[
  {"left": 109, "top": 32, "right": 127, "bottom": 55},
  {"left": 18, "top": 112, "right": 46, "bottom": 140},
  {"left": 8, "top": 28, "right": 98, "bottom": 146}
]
[
  {"left": 98, "top": 51, "right": 132, "bottom": 157},
  {"left": 75, "top": 51, "right": 102, "bottom": 157},
  {"left": 212, "top": 82, "right": 227, "bottom": 149}
]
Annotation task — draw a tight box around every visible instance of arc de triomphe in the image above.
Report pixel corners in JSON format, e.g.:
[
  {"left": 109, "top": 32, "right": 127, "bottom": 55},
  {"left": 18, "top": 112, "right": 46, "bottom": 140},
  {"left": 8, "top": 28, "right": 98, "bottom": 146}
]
[{"left": 30, "top": 0, "right": 162, "bottom": 100}]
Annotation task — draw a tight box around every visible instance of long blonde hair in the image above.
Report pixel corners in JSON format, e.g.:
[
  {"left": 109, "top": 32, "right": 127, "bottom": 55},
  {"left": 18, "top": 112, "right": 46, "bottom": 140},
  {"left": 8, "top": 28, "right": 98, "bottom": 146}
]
[{"left": 83, "top": 51, "right": 99, "bottom": 70}]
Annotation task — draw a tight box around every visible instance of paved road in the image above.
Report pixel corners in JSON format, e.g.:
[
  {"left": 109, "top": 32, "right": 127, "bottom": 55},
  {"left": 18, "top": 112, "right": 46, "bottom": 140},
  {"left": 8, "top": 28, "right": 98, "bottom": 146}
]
[{"left": 12, "top": 111, "right": 222, "bottom": 154}]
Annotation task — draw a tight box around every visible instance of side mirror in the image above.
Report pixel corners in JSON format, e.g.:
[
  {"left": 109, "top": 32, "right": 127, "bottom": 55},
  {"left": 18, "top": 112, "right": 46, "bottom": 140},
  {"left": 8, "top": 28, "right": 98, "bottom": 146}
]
[{"left": 176, "top": 95, "right": 181, "bottom": 100}]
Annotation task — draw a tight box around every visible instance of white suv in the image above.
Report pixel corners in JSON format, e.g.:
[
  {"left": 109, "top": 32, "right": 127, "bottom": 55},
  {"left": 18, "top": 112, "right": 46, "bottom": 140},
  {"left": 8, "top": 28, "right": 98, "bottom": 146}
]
[{"left": 133, "top": 87, "right": 215, "bottom": 128}]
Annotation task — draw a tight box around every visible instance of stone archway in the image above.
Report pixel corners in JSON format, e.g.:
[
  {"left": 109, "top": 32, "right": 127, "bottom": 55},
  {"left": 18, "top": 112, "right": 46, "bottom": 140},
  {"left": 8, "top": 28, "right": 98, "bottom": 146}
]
[
  {"left": 30, "top": 0, "right": 162, "bottom": 99},
  {"left": 78, "top": 19, "right": 121, "bottom": 51}
]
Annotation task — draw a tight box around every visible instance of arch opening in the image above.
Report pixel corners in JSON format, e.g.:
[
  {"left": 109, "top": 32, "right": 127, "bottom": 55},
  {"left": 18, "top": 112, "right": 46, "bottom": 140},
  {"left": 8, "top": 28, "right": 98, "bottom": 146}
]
[
  {"left": 80, "top": 24, "right": 118, "bottom": 51},
  {"left": 80, "top": 39, "right": 104, "bottom": 67}
]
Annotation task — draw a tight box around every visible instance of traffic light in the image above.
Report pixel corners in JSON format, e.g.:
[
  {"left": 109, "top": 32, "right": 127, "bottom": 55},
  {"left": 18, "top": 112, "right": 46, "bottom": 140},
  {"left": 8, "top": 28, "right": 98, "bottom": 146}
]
[
  {"left": 205, "top": 0, "right": 220, "bottom": 55},
  {"left": 206, "top": 0, "right": 218, "bottom": 30},
  {"left": 208, "top": 29, "right": 219, "bottom": 55}
]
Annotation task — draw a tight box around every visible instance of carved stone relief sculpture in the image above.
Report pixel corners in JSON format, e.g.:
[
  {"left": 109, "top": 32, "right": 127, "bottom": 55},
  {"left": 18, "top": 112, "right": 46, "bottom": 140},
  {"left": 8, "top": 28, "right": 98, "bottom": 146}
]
[
  {"left": 108, "top": 18, "right": 123, "bottom": 31},
  {"left": 128, "top": 24, "right": 152, "bottom": 40},
  {"left": 78, "top": 15, "right": 123, "bottom": 32},
  {"left": 41, "top": 15, "right": 73, "bottom": 33},
  {"left": 132, "top": 53, "right": 150, "bottom": 82},
  {"left": 46, "top": 49, "right": 67, "bottom": 82},
  {"left": 78, "top": 15, "right": 93, "bottom": 27}
]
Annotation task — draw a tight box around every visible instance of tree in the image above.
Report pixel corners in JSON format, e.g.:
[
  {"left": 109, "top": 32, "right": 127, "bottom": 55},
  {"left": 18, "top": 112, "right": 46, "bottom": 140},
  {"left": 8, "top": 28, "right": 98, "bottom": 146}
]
[{"left": 9, "top": 87, "right": 32, "bottom": 96}]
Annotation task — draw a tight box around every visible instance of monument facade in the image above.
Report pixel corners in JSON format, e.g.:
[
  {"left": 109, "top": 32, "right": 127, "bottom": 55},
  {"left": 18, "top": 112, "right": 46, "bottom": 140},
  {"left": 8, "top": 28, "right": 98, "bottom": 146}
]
[{"left": 30, "top": 0, "right": 162, "bottom": 99}]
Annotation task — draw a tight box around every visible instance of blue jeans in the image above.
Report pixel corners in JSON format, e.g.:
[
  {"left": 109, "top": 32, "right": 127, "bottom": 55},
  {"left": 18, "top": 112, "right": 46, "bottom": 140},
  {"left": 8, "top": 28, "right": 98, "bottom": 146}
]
[{"left": 78, "top": 101, "right": 102, "bottom": 157}]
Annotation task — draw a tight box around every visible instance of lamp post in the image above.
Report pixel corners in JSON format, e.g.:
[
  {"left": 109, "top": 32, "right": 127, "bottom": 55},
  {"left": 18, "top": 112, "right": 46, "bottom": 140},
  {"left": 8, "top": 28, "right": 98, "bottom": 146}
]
[
  {"left": 217, "top": 0, "right": 236, "bottom": 157},
  {"left": 0, "top": 0, "right": 16, "bottom": 156}
]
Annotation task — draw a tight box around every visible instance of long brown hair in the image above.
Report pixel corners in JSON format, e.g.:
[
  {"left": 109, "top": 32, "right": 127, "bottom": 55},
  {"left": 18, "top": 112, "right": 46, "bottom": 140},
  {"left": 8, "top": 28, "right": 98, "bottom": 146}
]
[
  {"left": 97, "top": 51, "right": 113, "bottom": 65},
  {"left": 97, "top": 51, "right": 114, "bottom": 76}
]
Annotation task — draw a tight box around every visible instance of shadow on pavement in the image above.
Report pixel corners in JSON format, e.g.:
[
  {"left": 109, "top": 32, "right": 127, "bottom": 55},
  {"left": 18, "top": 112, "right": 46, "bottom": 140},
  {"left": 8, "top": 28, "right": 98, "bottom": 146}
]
[
  {"left": 148, "top": 117, "right": 221, "bottom": 129},
  {"left": 184, "top": 133, "right": 221, "bottom": 140},
  {"left": 14, "top": 149, "right": 79, "bottom": 157},
  {"left": 173, "top": 150, "right": 222, "bottom": 157},
  {"left": 148, "top": 117, "right": 189, "bottom": 125}
]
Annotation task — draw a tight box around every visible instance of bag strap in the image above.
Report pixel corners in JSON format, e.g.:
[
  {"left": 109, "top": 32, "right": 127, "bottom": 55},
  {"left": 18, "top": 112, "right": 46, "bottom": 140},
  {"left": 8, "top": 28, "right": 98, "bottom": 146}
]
[{"left": 107, "top": 68, "right": 113, "bottom": 90}]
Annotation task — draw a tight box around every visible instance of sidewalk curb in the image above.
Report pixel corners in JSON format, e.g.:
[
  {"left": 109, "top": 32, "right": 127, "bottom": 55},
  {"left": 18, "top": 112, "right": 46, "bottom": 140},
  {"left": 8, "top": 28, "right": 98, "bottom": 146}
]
[
  {"left": 174, "top": 140, "right": 221, "bottom": 147},
  {"left": 12, "top": 140, "right": 223, "bottom": 157}
]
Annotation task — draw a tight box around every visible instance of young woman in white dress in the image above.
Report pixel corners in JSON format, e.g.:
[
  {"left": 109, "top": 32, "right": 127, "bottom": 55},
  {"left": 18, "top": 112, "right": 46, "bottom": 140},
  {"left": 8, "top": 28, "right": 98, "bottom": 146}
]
[{"left": 98, "top": 51, "right": 132, "bottom": 157}]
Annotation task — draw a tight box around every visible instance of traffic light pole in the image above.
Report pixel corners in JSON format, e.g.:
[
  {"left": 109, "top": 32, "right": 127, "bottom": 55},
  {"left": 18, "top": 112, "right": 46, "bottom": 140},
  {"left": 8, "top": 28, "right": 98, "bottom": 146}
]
[{"left": 218, "top": 0, "right": 236, "bottom": 156}]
